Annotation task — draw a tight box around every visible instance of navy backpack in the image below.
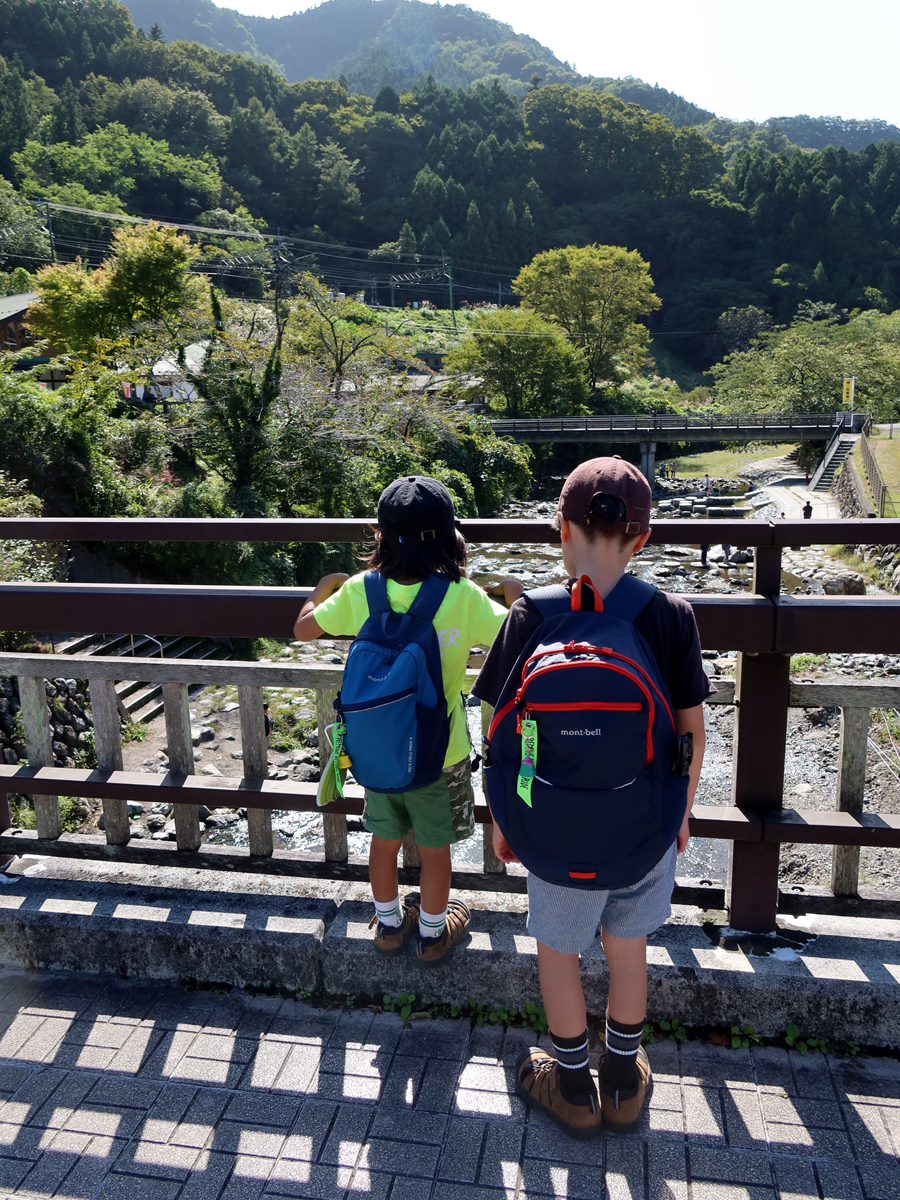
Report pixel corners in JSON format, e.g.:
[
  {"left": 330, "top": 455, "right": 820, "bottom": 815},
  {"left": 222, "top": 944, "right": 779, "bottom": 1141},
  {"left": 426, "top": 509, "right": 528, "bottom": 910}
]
[
  {"left": 483, "top": 573, "right": 691, "bottom": 890},
  {"left": 334, "top": 571, "right": 450, "bottom": 793}
]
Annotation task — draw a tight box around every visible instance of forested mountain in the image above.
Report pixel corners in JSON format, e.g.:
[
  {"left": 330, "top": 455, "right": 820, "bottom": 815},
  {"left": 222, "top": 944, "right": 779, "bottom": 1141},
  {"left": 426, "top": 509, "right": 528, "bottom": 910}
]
[{"left": 3, "top": 0, "right": 900, "bottom": 372}]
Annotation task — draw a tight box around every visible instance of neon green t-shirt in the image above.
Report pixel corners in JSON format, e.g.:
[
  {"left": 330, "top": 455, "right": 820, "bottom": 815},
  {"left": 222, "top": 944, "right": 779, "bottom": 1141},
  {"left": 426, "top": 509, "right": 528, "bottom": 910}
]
[{"left": 313, "top": 572, "right": 508, "bottom": 768}]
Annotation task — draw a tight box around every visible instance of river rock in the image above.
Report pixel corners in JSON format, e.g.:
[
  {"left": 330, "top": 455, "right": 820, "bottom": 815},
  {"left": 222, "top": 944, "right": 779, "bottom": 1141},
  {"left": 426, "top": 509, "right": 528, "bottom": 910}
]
[{"left": 822, "top": 571, "right": 866, "bottom": 596}]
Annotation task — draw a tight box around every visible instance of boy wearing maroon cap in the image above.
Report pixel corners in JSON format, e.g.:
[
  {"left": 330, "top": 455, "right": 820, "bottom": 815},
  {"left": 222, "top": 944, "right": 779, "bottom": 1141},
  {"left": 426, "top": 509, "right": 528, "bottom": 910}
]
[{"left": 474, "top": 456, "right": 711, "bottom": 1136}]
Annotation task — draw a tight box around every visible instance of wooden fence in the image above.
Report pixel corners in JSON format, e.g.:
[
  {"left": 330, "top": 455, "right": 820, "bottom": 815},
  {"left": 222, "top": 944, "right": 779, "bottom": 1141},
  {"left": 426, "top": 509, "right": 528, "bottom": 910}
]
[{"left": 861, "top": 431, "right": 889, "bottom": 518}]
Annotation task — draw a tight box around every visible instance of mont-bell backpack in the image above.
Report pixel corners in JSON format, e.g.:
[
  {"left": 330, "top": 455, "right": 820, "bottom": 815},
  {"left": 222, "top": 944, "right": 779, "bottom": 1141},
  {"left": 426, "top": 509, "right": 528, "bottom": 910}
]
[
  {"left": 483, "top": 573, "right": 692, "bottom": 890},
  {"left": 333, "top": 571, "right": 450, "bottom": 793}
]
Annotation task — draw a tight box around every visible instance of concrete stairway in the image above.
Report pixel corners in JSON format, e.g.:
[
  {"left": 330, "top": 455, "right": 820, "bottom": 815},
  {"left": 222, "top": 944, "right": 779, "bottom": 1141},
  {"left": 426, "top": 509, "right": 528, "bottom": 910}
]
[
  {"left": 55, "top": 633, "right": 234, "bottom": 721},
  {"left": 813, "top": 435, "right": 856, "bottom": 492}
]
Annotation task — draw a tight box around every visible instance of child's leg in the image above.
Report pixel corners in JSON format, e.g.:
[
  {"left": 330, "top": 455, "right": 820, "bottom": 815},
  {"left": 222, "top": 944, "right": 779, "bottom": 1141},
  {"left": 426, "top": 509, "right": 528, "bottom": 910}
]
[
  {"left": 599, "top": 929, "right": 647, "bottom": 1097},
  {"left": 536, "top": 941, "right": 595, "bottom": 1105},
  {"left": 417, "top": 843, "right": 451, "bottom": 915},
  {"left": 536, "top": 942, "right": 586, "bottom": 1037},
  {"left": 369, "top": 834, "right": 404, "bottom": 903}
]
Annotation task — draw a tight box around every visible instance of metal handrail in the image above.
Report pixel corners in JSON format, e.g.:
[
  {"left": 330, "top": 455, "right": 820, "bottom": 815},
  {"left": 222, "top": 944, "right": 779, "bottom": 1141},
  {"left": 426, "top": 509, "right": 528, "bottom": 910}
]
[
  {"left": 861, "top": 431, "right": 889, "bottom": 518},
  {"left": 809, "top": 415, "right": 848, "bottom": 491}
]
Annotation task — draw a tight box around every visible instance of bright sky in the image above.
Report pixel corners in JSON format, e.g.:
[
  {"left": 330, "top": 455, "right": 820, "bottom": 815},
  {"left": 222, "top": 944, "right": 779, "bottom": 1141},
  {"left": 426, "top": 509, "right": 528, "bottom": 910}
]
[{"left": 215, "top": 0, "right": 900, "bottom": 125}]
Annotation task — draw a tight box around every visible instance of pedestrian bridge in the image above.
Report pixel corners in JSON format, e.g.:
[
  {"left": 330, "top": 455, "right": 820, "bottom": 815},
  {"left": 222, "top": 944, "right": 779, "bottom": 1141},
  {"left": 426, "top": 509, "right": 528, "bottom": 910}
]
[{"left": 488, "top": 412, "right": 866, "bottom": 483}]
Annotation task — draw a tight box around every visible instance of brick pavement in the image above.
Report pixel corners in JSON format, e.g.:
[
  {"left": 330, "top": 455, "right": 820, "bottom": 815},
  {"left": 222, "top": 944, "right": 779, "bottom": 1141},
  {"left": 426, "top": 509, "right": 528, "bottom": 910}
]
[{"left": 0, "top": 969, "right": 899, "bottom": 1199}]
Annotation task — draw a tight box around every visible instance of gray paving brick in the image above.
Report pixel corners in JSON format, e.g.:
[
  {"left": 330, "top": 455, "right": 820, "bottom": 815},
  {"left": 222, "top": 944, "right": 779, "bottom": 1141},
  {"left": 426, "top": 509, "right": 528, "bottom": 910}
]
[
  {"left": 315, "top": 1068, "right": 383, "bottom": 1102},
  {"left": 431, "top": 1185, "right": 508, "bottom": 1200},
  {"left": 689, "top": 1146, "right": 773, "bottom": 1187},
  {"left": 271, "top": 1042, "right": 321, "bottom": 1094},
  {"left": 771, "top": 1157, "right": 819, "bottom": 1200},
  {"left": 0, "top": 1155, "right": 30, "bottom": 1192},
  {"left": 436, "top": 1117, "right": 485, "bottom": 1182},
  {"left": 389, "top": 1175, "right": 436, "bottom": 1200},
  {"left": 212, "top": 1123, "right": 287, "bottom": 1158},
  {"left": 0, "top": 1120, "right": 45, "bottom": 1160},
  {"left": 87, "top": 1077, "right": 164, "bottom": 1111},
  {"left": 0, "top": 1065, "right": 31, "bottom": 1097},
  {"left": 241, "top": 1038, "right": 291, "bottom": 1090},
  {"left": 765, "top": 1121, "right": 853, "bottom": 1158},
  {"left": 265, "top": 1159, "right": 359, "bottom": 1199},
  {"left": 364, "top": 1137, "right": 440, "bottom": 1178},
  {"left": 751, "top": 1044, "right": 795, "bottom": 1091},
  {"left": 690, "top": 1187, "right": 774, "bottom": 1200},
  {"left": 371, "top": 1109, "right": 447, "bottom": 1147},
  {"left": 683, "top": 1084, "right": 725, "bottom": 1143},
  {"left": 57, "top": 1135, "right": 129, "bottom": 1197},
  {"left": 721, "top": 1085, "right": 767, "bottom": 1149},
  {"left": 380, "top": 1054, "right": 427, "bottom": 1108},
  {"left": 476, "top": 1122, "right": 523, "bottom": 1190},
  {"left": 416, "top": 1058, "right": 458, "bottom": 1114},
  {"left": 96, "top": 1173, "right": 182, "bottom": 1199},
  {"left": 396, "top": 1020, "right": 470, "bottom": 1062},
  {"left": 679, "top": 1043, "right": 756, "bottom": 1088},
  {"left": 792, "top": 1053, "right": 837, "bottom": 1100},
  {"left": 519, "top": 1157, "right": 609, "bottom": 1199},
  {"left": 113, "top": 1137, "right": 202, "bottom": 1181},
  {"left": 223, "top": 1092, "right": 301, "bottom": 1129},
  {"left": 604, "top": 1139, "right": 643, "bottom": 1200},
  {"left": 858, "top": 1160, "right": 900, "bottom": 1200},
  {"left": 524, "top": 1121, "right": 605, "bottom": 1167},
  {"left": 17, "top": 1138, "right": 85, "bottom": 1196},
  {"left": 762, "top": 1093, "right": 843, "bottom": 1127},
  {"left": 645, "top": 1039, "right": 680, "bottom": 1077},
  {"left": 817, "top": 1159, "right": 865, "bottom": 1200},
  {"left": 177, "top": 1150, "right": 237, "bottom": 1200},
  {"left": 320, "top": 1102, "right": 373, "bottom": 1166},
  {"left": 466, "top": 1025, "right": 505, "bottom": 1063},
  {"left": 844, "top": 1100, "right": 897, "bottom": 1157}
]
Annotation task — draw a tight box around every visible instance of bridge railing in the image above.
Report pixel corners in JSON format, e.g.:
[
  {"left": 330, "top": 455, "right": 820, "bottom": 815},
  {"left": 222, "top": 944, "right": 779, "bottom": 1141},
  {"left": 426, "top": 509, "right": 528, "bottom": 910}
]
[
  {"left": 2, "top": 515, "right": 900, "bottom": 933},
  {"left": 489, "top": 411, "right": 851, "bottom": 434},
  {"left": 861, "top": 431, "right": 889, "bottom": 518}
]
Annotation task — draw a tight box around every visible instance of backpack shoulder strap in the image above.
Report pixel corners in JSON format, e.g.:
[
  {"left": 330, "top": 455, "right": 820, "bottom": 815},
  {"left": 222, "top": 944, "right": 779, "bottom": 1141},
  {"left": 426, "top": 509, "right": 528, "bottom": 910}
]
[
  {"left": 363, "top": 570, "right": 391, "bottom": 616},
  {"left": 407, "top": 573, "right": 450, "bottom": 622},
  {"left": 524, "top": 583, "right": 571, "bottom": 620},
  {"left": 602, "top": 573, "right": 657, "bottom": 622}
]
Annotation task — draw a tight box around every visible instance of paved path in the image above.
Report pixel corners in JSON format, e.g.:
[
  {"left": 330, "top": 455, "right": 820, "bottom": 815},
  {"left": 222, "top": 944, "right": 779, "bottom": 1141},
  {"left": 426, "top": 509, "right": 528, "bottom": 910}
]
[{"left": 0, "top": 970, "right": 899, "bottom": 1200}]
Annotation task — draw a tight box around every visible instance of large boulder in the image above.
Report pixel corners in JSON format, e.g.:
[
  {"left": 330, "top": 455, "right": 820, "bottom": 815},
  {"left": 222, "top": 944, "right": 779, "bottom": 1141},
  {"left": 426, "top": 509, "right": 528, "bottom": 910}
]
[{"left": 822, "top": 571, "right": 867, "bottom": 596}]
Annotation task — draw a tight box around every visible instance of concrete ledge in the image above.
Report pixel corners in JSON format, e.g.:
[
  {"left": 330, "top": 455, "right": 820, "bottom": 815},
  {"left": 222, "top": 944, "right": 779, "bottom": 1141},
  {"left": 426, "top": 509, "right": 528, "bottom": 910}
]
[
  {"left": 2, "top": 866, "right": 900, "bottom": 1045},
  {"left": 0, "top": 876, "right": 332, "bottom": 994}
]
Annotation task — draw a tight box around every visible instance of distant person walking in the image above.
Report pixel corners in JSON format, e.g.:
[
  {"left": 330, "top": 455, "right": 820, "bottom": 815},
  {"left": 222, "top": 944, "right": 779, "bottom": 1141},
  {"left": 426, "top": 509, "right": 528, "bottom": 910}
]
[
  {"left": 703, "top": 474, "right": 711, "bottom": 497},
  {"left": 699, "top": 544, "right": 709, "bottom": 567},
  {"left": 802, "top": 500, "right": 813, "bottom": 519}
]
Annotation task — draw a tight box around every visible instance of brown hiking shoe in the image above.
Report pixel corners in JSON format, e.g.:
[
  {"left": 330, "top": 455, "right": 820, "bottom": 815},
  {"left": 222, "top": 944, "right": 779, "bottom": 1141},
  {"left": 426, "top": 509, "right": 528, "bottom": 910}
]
[
  {"left": 414, "top": 898, "right": 471, "bottom": 966},
  {"left": 515, "top": 1050, "right": 602, "bottom": 1139},
  {"left": 597, "top": 1046, "right": 652, "bottom": 1134},
  {"left": 368, "top": 893, "right": 420, "bottom": 957}
]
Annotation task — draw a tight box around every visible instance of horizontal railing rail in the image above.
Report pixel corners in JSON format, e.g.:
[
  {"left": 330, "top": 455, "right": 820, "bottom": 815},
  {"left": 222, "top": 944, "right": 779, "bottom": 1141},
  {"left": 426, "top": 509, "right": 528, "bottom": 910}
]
[
  {"left": 1, "top": 515, "right": 900, "bottom": 546},
  {"left": 0, "top": 655, "right": 895, "bottom": 903}
]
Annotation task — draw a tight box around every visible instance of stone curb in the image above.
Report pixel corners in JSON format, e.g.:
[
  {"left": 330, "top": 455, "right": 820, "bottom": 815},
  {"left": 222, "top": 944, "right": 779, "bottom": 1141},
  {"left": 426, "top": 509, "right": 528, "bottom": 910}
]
[{"left": 1, "top": 874, "right": 899, "bottom": 1045}]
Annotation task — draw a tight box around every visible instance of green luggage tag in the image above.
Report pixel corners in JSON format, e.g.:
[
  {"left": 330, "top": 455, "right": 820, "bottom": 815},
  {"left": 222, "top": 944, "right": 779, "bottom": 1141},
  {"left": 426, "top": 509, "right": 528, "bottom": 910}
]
[
  {"left": 517, "top": 717, "right": 537, "bottom": 808},
  {"left": 332, "top": 720, "right": 346, "bottom": 799}
]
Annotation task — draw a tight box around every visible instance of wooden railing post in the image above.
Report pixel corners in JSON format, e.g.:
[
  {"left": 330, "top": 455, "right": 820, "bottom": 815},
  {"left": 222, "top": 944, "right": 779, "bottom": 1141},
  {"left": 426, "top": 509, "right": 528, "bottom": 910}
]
[
  {"left": 726, "top": 545, "right": 788, "bottom": 932},
  {"left": 87, "top": 676, "right": 128, "bottom": 845},
  {"left": 0, "top": 789, "right": 10, "bottom": 835},
  {"left": 238, "top": 684, "right": 273, "bottom": 857},
  {"left": 162, "top": 682, "right": 200, "bottom": 851},
  {"left": 18, "top": 675, "right": 60, "bottom": 839},
  {"left": 832, "top": 706, "right": 869, "bottom": 895},
  {"left": 401, "top": 830, "right": 421, "bottom": 870},
  {"left": 316, "top": 686, "right": 347, "bottom": 861},
  {"left": 481, "top": 700, "right": 505, "bottom": 874}
]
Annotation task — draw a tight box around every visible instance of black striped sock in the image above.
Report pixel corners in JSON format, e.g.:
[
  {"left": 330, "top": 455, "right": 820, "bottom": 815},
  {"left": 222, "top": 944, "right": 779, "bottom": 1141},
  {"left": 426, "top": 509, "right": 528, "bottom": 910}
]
[
  {"left": 600, "top": 1013, "right": 644, "bottom": 1098},
  {"left": 550, "top": 1029, "right": 595, "bottom": 1106}
]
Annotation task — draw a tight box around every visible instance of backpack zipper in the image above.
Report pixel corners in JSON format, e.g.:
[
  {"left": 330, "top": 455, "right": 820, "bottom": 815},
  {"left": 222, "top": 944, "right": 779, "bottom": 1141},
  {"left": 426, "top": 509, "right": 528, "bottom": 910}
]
[{"left": 340, "top": 684, "right": 417, "bottom": 713}]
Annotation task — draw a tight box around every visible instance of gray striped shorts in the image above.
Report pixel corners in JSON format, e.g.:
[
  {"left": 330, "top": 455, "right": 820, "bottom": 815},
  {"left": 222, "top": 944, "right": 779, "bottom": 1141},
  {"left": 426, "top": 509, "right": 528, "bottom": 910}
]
[{"left": 526, "top": 843, "right": 677, "bottom": 954}]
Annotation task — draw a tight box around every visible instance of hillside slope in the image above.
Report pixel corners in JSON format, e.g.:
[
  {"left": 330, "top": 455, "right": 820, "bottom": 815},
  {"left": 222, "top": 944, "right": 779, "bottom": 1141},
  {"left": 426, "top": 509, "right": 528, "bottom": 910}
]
[{"left": 123, "top": 0, "right": 712, "bottom": 121}]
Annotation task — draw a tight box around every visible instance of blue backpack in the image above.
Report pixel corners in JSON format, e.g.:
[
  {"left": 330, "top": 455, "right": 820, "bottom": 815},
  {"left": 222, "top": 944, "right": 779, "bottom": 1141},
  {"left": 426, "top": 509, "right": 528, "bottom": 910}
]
[
  {"left": 483, "top": 573, "right": 691, "bottom": 890},
  {"left": 334, "top": 571, "right": 450, "bottom": 793}
]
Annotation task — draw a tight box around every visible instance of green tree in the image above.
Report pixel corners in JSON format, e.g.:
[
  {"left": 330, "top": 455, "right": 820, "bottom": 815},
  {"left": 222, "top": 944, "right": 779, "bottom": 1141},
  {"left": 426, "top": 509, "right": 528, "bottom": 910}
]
[
  {"left": 513, "top": 244, "right": 661, "bottom": 387},
  {"left": 443, "top": 307, "right": 588, "bottom": 417},
  {"left": 28, "top": 222, "right": 204, "bottom": 355}
]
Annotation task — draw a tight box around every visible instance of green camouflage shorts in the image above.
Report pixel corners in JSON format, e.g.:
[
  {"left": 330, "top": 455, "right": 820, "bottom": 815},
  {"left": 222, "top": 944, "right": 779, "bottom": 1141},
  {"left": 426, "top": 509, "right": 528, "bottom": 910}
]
[{"left": 364, "top": 756, "right": 476, "bottom": 848}]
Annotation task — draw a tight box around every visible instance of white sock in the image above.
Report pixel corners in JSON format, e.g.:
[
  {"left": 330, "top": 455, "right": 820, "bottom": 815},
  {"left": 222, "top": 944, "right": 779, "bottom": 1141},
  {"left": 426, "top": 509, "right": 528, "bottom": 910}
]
[
  {"left": 419, "top": 905, "right": 447, "bottom": 941},
  {"left": 373, "top": 895, "right": 403, "bottom": 928}
]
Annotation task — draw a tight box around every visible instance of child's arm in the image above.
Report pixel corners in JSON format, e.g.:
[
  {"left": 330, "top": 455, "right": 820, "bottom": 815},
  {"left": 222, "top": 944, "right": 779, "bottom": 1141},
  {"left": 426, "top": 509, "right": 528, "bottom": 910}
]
[
  {"left": 483, "top": 578, "right": 525, "bottom": 607},
  {"left": 674, "top": 704, "right": 706, "bottom": 853},
  {"left": 293, "top": 573, "right": 350, "bottom": 641}
]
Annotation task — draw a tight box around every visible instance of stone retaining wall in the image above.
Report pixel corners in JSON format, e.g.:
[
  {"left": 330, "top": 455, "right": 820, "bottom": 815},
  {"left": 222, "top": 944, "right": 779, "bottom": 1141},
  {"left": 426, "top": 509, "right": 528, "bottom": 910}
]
[{"left": 0, "top": 675, "right": 93, "bottom": 768}]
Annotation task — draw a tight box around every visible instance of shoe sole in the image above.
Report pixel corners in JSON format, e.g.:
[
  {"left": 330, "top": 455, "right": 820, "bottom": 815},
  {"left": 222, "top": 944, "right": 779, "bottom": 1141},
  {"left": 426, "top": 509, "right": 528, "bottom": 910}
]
[{"left": 514, "top": 1077, "right": 603, "bottom": 1140}]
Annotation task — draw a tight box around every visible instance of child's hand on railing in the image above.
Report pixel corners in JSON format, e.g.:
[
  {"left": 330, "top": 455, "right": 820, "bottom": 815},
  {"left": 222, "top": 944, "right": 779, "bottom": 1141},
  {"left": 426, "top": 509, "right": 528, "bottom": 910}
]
[{"left": 484, "top": 578, "right": 525, "bottom": 607}]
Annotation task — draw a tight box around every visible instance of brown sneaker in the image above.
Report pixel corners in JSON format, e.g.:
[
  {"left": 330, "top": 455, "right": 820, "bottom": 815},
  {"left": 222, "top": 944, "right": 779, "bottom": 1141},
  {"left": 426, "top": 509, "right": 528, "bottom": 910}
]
[
  {"left": 515, "top": 1050, "right": 602, "bottom": 1139},
  {"left": 414, "top": 899, "right": 471, "bottom": 966},
  {"left": 368, "top": 893, "right": 420, "bottom": 957},
  {"left": 597, "top": 1046, "right": 653, "bottom": 1134}
]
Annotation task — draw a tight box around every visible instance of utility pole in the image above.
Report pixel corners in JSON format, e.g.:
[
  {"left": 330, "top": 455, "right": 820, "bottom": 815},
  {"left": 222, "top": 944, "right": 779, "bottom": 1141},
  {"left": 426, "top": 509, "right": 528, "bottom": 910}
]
[
  {"left": 443, "top": 256, "right": 456, "bottom": 328},
  {"left": 44, "top": 202, "right": 56, "bottom": 263}
]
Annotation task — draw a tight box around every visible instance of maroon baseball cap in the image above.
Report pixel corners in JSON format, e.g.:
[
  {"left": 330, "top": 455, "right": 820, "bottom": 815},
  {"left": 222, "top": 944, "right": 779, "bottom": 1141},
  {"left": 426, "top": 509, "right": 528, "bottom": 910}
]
[{"left": 558, "top": 456, "right": 651, "bottom": 535}]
